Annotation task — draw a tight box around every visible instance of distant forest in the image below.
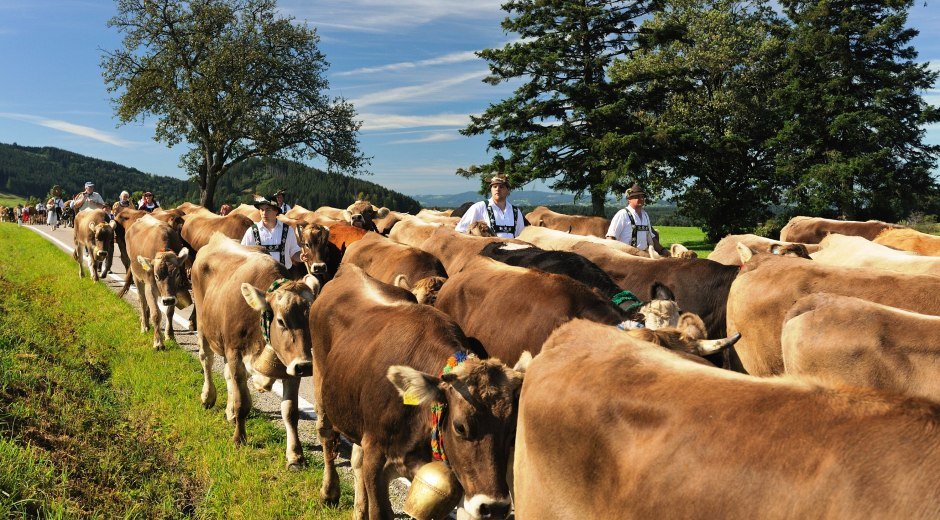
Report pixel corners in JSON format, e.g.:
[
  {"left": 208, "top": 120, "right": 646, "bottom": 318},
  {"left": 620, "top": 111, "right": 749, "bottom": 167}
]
[{"left": 0, "top": 143, "right": 421, "bottom": 213}]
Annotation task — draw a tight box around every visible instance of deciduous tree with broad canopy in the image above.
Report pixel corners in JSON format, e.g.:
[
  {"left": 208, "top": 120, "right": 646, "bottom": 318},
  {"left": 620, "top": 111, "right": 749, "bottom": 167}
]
[
  {"left": 101, "top": 0, "right": 367, "bottom": 209},
  {"left": 461, "top": 0, "right": 667, "bottom": 216}
]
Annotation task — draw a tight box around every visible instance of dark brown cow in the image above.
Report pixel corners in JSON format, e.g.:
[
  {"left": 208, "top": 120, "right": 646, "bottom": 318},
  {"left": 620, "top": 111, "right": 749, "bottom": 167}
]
[
  {"left": 708, "top": 233, "right": 819, "bottom": 265},
  {"left": 524, "top": 206, "right": 609, "bottom": 237},
  {"left": 180, "top": 211, "right": 254, "bottom": 251},
  {"left": 514, "top": 319, "right": 940, "bottom": 519},
  {"left": 309, "top": 264, "right": 523, "bottom": 519},
  {"left": 728, "top": 247, "right": 940, "bottom": 375},
  {"left": 340, "top": 232, "right": 447, "bottom": 304},
  {"left": 191, "top": 234, "right": 319, "bottom": 467},
  {"left": 72, "top": 209, "right": 116, "bottom": 282},
  {"left": 779, "top": 216, "right": 904, "bottom": 244},
  {"left": 782, "top": 293, "right": 940, "bottom": 401},
  {"left": 124, "top": 214, "right": 191, "bottom": 349}
]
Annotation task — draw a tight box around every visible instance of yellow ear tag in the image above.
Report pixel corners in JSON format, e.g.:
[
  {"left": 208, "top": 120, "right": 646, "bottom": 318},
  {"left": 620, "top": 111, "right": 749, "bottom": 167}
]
[{"left": 402, "top": 389, "right": 420, "bottom": 406}]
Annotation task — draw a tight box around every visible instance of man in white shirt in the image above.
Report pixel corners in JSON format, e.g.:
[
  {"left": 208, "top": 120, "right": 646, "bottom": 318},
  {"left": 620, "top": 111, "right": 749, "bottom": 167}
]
[
  {"left": 240, "top": 194, "right": 306, "bottom": 269},
  {"left": 455, "top": 174, "right": 525, "bottom": 238},
  {"left": 73, "top": 182, "right": 106, "bottom": 212},
  {"left": 606, "top": 184, "right": 668, "bottom": 256},
  {"left": 274, "top": 189, "right": 291, "bottom": 214}
]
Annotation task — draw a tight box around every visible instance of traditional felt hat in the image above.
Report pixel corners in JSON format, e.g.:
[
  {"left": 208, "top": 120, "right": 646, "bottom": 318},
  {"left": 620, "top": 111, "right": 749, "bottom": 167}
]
[
  {"left": 274, "top": 188, "right": 286, "bottom": 196},
  {"left": 488, "top": 174, "right": 510, "bottom": 188},
  {"left": 252, "top": 195, "right": 281, "bottom": 214},
  {"left": 626, "top": 184, "right": 647, "bottom": 200}
]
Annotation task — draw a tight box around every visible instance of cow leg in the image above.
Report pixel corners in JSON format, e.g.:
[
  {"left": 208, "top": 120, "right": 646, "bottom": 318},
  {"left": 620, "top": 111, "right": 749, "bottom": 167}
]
[
  {"left": 359, "top": 438, "right": 393, "bottom": 520},
  {"left": 279, "top": 376, "right": 305, "bottom": 469},
  {"left": 351, "top": 443, "right": 368, "bottom": 520},
  {"left": 223, "top": 353, "right": 251, "bottom": 444},
  {"left": 74, "top": 246, "right": 85, "bottom": 278},
  {"left": 316, "top": 410, "right": 341, "bottom": 505},
  {"left": 159, "top": 299, "right": 176, "bottom": 343},
  {"left": 145, "top": 284, "right": 164, "bottom": 350},
  {"left": 135, "top": 278, "right": 150, "bottom": 333},
  {"left": 197, "top": 331, "right": 216, "bottom": 409}
]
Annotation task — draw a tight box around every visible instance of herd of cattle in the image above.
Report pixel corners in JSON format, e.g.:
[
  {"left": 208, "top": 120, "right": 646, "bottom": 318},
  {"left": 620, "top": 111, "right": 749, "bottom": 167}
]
[{"left": 60, "top": 202, "right": 940, "bottom": 519}]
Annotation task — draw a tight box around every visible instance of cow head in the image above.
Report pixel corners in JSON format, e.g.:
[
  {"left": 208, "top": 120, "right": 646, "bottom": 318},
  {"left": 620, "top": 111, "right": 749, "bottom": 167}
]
[
  {"left": 670, "top": 243, "right": 698, "bottom": 259},
  {"left": 628, "top": 324, "right": 742, "bottom": 358},
  {"left": 88, "top": 220, "right": 117, "bottom": 261},
  {"left": 770, "top": 243, "right": 811, "bottom": 259},
  {"left": 138, "top": 248, "right": 189, "bottom": 307},
  {"left": 241, "top": 276, "right": 319, "bottom": 377},
  {"left": 387, "top": 355, "right": 530, "bottom": 520},
  {"left": 343, "top": 200, "right": 389, "bottom": 231},
  {"left": 297, "top": 223, "right": 331, "bottom": 281},
  {"left": 467, "top": 221, "right": 496, "bottom": 237},
  {"left": 394, "top": 275, "right": 447, "bottom": 305}
]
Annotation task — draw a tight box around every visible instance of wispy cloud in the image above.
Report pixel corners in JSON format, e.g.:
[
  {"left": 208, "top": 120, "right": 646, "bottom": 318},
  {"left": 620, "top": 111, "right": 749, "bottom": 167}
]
[
  {"left": 388, "top": 131, "right": 461, "bottom": 144},
  {"left": 0, "top": 112, "right": 135, "bottom": 147},
  {"left": 351, "top": 70, "right": 487, "bottom": 108},
  {"left": 336, "top": 51, "right": 479, "bottom": 76},
  {"left": 282, "top": 0, "right": 503, "bottom": 32},
  {"left": 359, "top": 112, "right": 471, "bottom": 131}
]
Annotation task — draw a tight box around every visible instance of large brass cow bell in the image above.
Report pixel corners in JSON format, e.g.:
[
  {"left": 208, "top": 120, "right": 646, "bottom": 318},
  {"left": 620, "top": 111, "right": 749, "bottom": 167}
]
[
  {"left": 252, "top": 344, "right": 289, "bottom": 379},
  {"left": 403, "top": 461, "right": 463, "bottom": 520}
]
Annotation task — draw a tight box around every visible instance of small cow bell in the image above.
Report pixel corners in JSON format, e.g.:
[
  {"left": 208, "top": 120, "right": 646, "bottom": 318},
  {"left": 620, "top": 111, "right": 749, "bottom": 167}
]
[{"left": 403, "top": 461, "right": 463, "bottom": 520}]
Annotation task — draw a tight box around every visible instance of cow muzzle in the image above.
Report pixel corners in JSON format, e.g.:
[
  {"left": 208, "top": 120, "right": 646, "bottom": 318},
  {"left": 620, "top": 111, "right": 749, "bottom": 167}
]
[
  {"left": 462, "top": 495, "right": 511, "bottom": 520},
  {"left": 309, "top": 262, "right": 327, "bottom": 275},
  {"left": 161, "top": 296, "right": 177, "bottom": 307},
  {"left": 95, "top": 248, "right": 107, "bottom": 260},
  {"left": 350, "top": 214, "right": 365, "bottom": 227},
  {"left": 286, "top": 359, "right": 313, "bottom": 377}
]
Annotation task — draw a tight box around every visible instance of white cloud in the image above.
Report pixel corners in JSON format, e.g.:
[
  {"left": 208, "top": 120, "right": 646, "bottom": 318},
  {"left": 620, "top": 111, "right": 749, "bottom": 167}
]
[
  {"left": 359, "top": 112, "right": 470, "bottom": 131},
  {"left": 351, "top": 70, "right": 487, "bottom": 108},
  {"left": 388, "top": 131, "right": 461, "bottom": 144},
  {"left": 281, "top": 0, "right": 503, "bottom": 32},
  {"left": 336, "top": 51, "right": 480, "bottom": 76},
  {"left": 0, "top": 112, "right": 135, "bottom": 147}
]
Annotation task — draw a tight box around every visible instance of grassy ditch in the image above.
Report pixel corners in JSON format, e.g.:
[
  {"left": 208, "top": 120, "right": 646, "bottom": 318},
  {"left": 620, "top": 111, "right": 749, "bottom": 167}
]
[{"left": 0, "top": 224, "right": 351, "bottom": 518}]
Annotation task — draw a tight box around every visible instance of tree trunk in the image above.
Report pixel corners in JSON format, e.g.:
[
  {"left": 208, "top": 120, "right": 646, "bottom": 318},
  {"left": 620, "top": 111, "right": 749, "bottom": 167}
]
[
  {"left": 591, "top": 190, "right": 606, "bottom": 217},
  {"left": 200, "top": 173, "right": 220, "bottom": 210}
]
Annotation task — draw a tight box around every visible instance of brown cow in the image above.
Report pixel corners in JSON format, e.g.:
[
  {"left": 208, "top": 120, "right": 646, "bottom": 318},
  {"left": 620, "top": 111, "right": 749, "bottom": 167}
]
[
  {"left": 191, "top": 234, "right": 319, "bottom": 467},
  {"left": 811, "top": 233, "right": 940, "bottom": 276},
  {"left": 783, "top": 293, "right": 940, "bottom": 401},
  {"left": 418, "top": 226, "right": 524, "bottom": 274},
  {"left": 514, "top": 319, "right": 940, "bottom": 519},
  {"left": 524, "top": 206, "right": 609, "bottom": 237},
  {"left": 518, "top": 225, "right": 648, "bottom": 257},
  {"left": 72, "top": 209, "right": 116, "bottom": 282},
  {"left": 309, "top": 264, "right": 523, "bottom": 519},
  {"left": 228, "top": 203, "right": 261, "bottom": 221},
  {"left": 728, "top": 245, "right": 940, "bottom": 375},
  {"left": 295, "top": 222, "right": 368, "bottom": 283},
  {"left": 875, "top": 228, "right": 940, "bottom": 257},
  {"left": 708, "top": 233, "right": 818, "bottom": 265},
  {"left": 125, "top": 215, "right": 191, "bottom": 349},
  {"left": 316, "top": 200, "right": 391, "bottom": 231},
  {"left": 779, "top": 215, "right": 904, "bottom": 243},
  {"left": 180, "top": 211, "right": 254, "bottom": 251},
  {"left": 340, "top": 232, "right": 447, "bottom": 304}
]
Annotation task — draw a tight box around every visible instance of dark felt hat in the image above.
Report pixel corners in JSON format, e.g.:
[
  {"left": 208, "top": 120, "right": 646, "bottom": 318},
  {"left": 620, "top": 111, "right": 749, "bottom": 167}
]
[
  {"left": 626, "top": 184, "right": 647, "bottom": 199},
  {"left": 252, "top": 195, "right": 281, "bottom": 214}
]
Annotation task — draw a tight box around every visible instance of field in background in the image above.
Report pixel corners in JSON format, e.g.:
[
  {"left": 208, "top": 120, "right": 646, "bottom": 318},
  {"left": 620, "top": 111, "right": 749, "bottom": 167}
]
[
  {"left": 0, "top": 192, "right": 26, "bottom": 207},
  {"left": 0, "top": 224, "right": 351, "bottom": 518},
  {"left": 658, "top": 226, "right": 714, "bottom": 257}
]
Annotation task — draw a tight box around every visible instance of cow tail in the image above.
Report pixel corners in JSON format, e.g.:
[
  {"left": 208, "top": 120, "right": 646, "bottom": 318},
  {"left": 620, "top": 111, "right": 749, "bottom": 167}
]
[{"left": 117, "top": 271, "right": 134, "bottom": 299}]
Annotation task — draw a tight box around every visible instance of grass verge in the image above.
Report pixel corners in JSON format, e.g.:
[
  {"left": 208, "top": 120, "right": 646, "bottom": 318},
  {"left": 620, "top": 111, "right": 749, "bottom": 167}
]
[
  {"left": 657, "top": 226, "right": 714, "bottom": 257},
  {"left": 0, "top": 223, "right": 352, "bottom": 518},
  {"left": 0, "top": 192, "right": 26, "bottom": 207}
]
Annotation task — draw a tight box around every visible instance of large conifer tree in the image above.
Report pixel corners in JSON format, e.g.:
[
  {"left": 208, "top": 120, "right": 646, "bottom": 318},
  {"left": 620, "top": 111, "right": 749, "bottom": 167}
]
[
  {"left": 772, "top": 0, "right": 939, "bottom": 220},
  {"left": 461, "top": 0, "right": 664, "bottom": 215}
]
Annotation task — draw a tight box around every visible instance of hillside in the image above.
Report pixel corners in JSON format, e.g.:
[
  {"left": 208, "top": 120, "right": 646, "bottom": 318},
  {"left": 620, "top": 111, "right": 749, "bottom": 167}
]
[{"left": 0, "top": 143, "right": 421, "bottom": 212}]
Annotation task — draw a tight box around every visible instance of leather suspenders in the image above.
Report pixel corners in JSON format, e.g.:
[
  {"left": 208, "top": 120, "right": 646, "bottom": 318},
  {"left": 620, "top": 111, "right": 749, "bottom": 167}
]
[
  {"left": 251, "top": 223, "right": 289, "bottom": 264},
  {"left": 485, "top": 201, "right": 519, "bottom": 236},
  {"left": 626, "top": 211, "right": 651, "bottom": 248}
]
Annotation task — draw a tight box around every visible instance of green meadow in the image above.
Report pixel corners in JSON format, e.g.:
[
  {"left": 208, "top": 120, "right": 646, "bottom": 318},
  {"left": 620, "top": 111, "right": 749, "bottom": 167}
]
[{"left": 657, "top": 226, "right": 714, "bottom": 257}]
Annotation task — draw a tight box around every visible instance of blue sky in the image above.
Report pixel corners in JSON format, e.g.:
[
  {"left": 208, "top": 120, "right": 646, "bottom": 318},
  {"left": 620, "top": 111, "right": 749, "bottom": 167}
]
[{"left": 0, "top": 0, "right": 938, "bottom": 197}]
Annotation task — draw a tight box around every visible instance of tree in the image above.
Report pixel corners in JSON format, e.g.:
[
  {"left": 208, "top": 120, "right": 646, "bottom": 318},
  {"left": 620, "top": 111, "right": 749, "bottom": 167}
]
[
  {"left": 102, "top": 0, "right": 367, "bottom": 209},
  {"left": 461, "top": 0, "right": 666, "bottom": 216},
  {"left": 610, "top": 0, "right": 787, "bottom": 241},
  {"left": 771, "top": 0, "right": 939, "bottom": 220}
]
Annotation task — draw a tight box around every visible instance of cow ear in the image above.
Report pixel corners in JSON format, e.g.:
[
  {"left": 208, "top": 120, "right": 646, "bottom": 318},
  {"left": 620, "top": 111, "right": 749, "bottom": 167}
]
[
  {"left": 736, "top": 243, "right": 755, "bottom": 264},
  {"left": 393, "top": 274, "right": 412, "bottom": 291},
  {"left": 387, "top": 366, "right": 444, "bottom": 405},
  {"left": 137, "top": 256, "right": 152, "bottom": 272},
  {"left": 342, "top": 210, "right": 352, "bottom": 222},
  {"left": 301, "top": 275, "right": 320, "bottom": 301},
  {"left": 177, "top": 247, "right": 189, "bottom": 262},
  {"left": 648, "top": 246, "right": 662, "bottom": 259},
  {"left": 513, "top": 351, "right": 533, "bottom": 374},
  {"left": 240, "top": 283, "right": 270, "bottom": 313},
  {"left": 88, "top": 221, "right": 97, "bottom": 232},
  {"left": 770, "top": 244, "right": 782, "bottom": 255},
  {"left": 376, "top": 207, "right": 390, "bottom": 218},
  {"left": 651, "top": 282, "right": 675, "bottom": 301},
  {"left": 677, "top": 312, "right": 707, "bottom": 340}
]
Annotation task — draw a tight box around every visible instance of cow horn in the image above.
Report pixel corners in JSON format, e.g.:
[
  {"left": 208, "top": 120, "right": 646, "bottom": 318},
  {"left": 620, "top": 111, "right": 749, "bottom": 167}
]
[
  {"left": 695, "top": 332, "right": 742, "bottom": 356},
  {"left": 648, "top": 246, "right": 662, "bottom": 259}
]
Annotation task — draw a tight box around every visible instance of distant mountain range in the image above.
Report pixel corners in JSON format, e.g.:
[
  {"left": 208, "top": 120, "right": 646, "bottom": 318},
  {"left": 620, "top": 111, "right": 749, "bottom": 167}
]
[{"left": 414, "top": 190, "right": 618, "bottom": 208}]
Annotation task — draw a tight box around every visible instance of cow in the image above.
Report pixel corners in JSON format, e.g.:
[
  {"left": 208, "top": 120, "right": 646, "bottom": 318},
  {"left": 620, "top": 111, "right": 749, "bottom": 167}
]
[
  {"left": 180, "top": 211, "right": 254, "bottom": 251},
  {"left": 779, "top": 215, "right": 904, "bottom": 243},
  {"left": 418, "top": 226, "right": 525, "bottom": 274},
  {"left": 811, "top": 233, "right": 940, "bottom": 276},
  {"left": 414, "top": 212, "right": 461, "bottom": 226},
  {"left": 72, "top": 209, "right": 116, "bottom": 282},
  {"left": 708, "top": 233, "right": 818, "bottom": 265},
  {"left": 669, "top": 243, "right": 698, "bottom": 259},
  {"left": 874, "top": 228, "right": 940, "bottom": 257},
  {"left": 191, "top": 233, "right": 319, "bottom": 467},
  {"left": 316, "top": 200, "right": 390, "bottom": 232},
  {"left": 295, "top": 222, "right": 368, "bottom": 283},
  {"left": 728, "top": 244, "right": 940, "bottom": 376},
  {"left": 514, "top": 319, "right": 940, "bottom": 520},
  {"left": 391, "top": 216, "right": 492, "bottom": 248},
  {"left": 123, "top": 214, "right": 191, "bottom": 349},
  {"left": 782, "top": 293, "right": 940, "bottom": 402},
  {"left": 229, "top": 203, "right": 261, "bottom": 221},
  {"left": 518, "top": 225, "right": 649, "bottom": 257},
  {"left": 310, "top": 264, "right": 522, "bottom": 519},
  {"left": 341, "top": 232, "right": 447, "bottom": 304},
  {"left": 524, "top": 206, "right": 609, "bottom": 237},
  {"left": 416, "top": 208, "right": 453, "bottom": 218}
]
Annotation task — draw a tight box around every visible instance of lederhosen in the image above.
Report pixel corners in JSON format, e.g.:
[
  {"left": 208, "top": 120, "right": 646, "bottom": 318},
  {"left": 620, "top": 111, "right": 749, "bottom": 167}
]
[
  {"left": 626, "top": 211, "right": 652, "bottom": 248},
  {"left": 251, "top": 223, "right": 289, "bottom": 265},
  {"left": 485, "top": 201, "right": 520, "bottom": 237}
]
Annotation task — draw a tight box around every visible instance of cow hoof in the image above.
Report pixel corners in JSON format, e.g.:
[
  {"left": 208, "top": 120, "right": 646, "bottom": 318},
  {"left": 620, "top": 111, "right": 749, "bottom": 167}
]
[
  {"left": 154, "top": 343, "right": 165, "bottom": 351},
  {"left": 320, "top": 487, "right": 340, "bottom": 505},
  {"left": 286, "top": 459, "right": 307, "bottom": 471},
  {"left": 201, "top": 398, "right": 216, "bottom": 409}
]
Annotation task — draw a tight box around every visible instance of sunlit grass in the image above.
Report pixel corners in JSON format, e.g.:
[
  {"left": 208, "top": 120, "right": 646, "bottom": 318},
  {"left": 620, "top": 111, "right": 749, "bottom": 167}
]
[
  {"left": 0, "top": 192, "right": 26, "bottom": 207},
  {"left": 657, "top": 226, "right": 714, "bottom": 257}
]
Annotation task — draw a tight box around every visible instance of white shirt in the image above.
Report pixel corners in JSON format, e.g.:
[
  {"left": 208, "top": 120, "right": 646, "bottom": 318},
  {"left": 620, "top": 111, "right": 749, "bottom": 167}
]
[
  {"left": 75, "top": 191, "right": 105, "bottom": 212},
  {"left": 279, "top": 202, "right": 291, "bottom": 214},
  {"left": 607, "top": 206, "right": 657, "bottom": 250},
  {"left": 241, "top": 221, "right": 302, "bottom": 269},
  {"left": 455, "top": 198, "right": 525, "bottom": 239}
]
